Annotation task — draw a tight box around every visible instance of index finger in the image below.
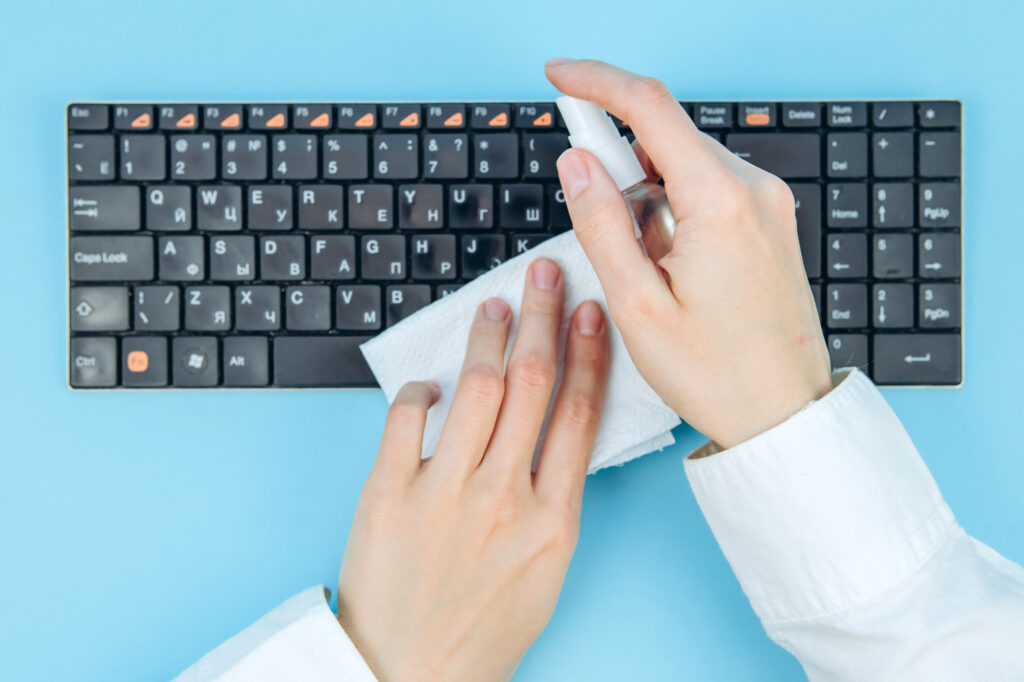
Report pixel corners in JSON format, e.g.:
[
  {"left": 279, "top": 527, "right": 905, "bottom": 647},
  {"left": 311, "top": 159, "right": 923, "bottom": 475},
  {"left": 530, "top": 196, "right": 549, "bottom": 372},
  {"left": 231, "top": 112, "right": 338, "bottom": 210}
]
[{"left": 546, "top": 59, "right": 726, "bottom": 214}]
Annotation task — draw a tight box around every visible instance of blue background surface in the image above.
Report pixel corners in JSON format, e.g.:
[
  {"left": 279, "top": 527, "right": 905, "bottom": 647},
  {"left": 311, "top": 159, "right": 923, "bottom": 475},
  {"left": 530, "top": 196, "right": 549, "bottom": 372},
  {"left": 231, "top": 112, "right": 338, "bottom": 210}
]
[{"left": 2, "top": 0, "right": 1022, "bottom": 679}]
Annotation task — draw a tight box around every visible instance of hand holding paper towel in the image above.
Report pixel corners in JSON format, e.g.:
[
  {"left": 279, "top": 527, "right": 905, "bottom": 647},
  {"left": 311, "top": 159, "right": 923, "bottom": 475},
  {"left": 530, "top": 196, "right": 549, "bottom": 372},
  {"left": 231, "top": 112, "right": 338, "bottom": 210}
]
[{"left": 360, "top": 231, "right": 680, "bottom": 474}]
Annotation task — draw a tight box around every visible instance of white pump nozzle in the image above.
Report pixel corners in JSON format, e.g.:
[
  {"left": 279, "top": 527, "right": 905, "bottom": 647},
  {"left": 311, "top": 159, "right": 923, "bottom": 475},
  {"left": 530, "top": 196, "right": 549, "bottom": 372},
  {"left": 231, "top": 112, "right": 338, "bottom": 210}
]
[{"left": 555, "top": 96, "right": 646, "bottom": 192}]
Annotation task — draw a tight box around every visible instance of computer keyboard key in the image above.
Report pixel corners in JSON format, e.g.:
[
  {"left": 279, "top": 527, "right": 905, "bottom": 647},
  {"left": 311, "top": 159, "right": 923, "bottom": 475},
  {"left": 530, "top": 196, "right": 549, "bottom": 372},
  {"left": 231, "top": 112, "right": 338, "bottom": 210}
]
[
  {"left": 337, "top": 285, "right": 382, "bottom": 330},
  {"left": 361, "top": 235, "right": 405, "bottom": 280},
  {"left": 462, "top": 234, "right": 507, "bottom": 278},
  {"left": 382, "top": 104, "right": 421, "bottom": 129},
  {"left": 203, "top": 105, "right": 243, "bottom": 130},
  {"left": 170, "top": 135, "right": 216, "bottom": 180},
  {"left": 121, "top": 336, "right": 167, "bottom": 387},
  {"left": 471, "top": 104, "right": 511, "bottom": 129},
  {"left": 548, "top": 185, "right": 570, "bottom": 230},
  {"left": 285, "top": 285, "right": 331, "bottom": 330},
  {"left": 826, "top": 284, "right": 867, "bottom": 328},
  {"left": 197, "top": 186, "right": 243, "bottom": 231},
  {"left": 919, "top": 283, "right": 960, "bottom": 328},
  {"left": 159, "top": 236, "right": 204, "bottom": 281},
  {"left": 695, "top": 104, "right": 733, "bottom": 128},
  {"left": 222, "top": 337, "right": 269, "bottom": 387},
  {"left": 826, "top": 334, "right": 868, "bottom": 372},
  {"left": 69, "top": 186, "right": 140, "bottom": 232},
  {"left": 322, "top": 134, "right": 368, "bottom": 179},
  {"left": 349, "top": 185, "right": 393, "bottom": 229},
  {"left": 248, "top": 104, "right": 288, "bottom": 130},
  {"left": 436, "top": 285, "right": 461, "bottom": 299},
  {"left": 500, "top": 184, "right": 544, "bottom": 228},
  {"left": 872, "top": 102, "right": 914, "bottom": 128},
  {"left": 134, "top": 285, "right": 180, "bottom": 331},
  {"left": 159, "top": 105, "right": 199, "bottom": 131},
  {"left": 69, "top": 135, "right": 115, "bottom": 180},
  {"left": 146, "top": 186, "right": 191, "bottom": 231},
  {"left": 260, "top": 236, "right": 305, "bottom": 280},
  {"left": 872, "top": 132, "right": 914, "bottom": 178},
  {"left": 512, "top": 233, "right": 551, "bottom": 255},
  {"left": 273, "top": 336, "right": 376, "bottom": 387},
  {"left": 919, "top": 102, "right": 960, "bottom": 128},
  {"left": 920, "top": 183, "right": 960, "bottom": 227},
  {"left": 293, "top": 104, "right": 333, "bottom": 130},
  {"left": 68, "top": 104, "right": 109, "bottom": 131},
  {"left": 515, "top": 103, "right": 555, "bottom": 129},
  {"left": 738, "top": 103, "right": 775, "bottom": 128},
  {"left": 781, "top": 103, "right": 821, "bottom": 128},
  {"left": 210, "top": 236, "right": 256, "bottom": 281},
  {"left": 427, "top": 104, "right": 466, "bottom": 129},
  {"left": 248, "top": 185, "right": 293, "bottom": 230},
  {"left": 474, "top": 134, "right": 519, "bottom": 178},
  {"left": 399, "top": 184, "right": 444, "bottom": 229},
  {"left": 185, "top": 286, "right": 230, "bottom": 331},
  {"left": 171, "top": 337, "right": 219, "bottom": 387},
  {"left": 338, "top": 104, "right": 376, "bottom": 130},
  {"left": 70, "top": 337, "right": 117, "bottom": 388},
  {"left": 450, "top": 185, "right": 493, "bottom": 228},
  {"left": 298, "top": 186, "right": 343, "bottom": 230},
  {"left": 411, "top": 235, "right": 456, "bottom": 280},
  {"left": 236, "top": 285, "right": 281, "bottom": 331},
  {"left": 70, "top": 286, "right": 129, "bottom": 331},
  {"left": 872, "top": 283, "right": 913, "bottom": 328},
  {"left": 222, "top": 135, "right": 267, "bottom": 180},
  {"left": 826, "top": 183, "right": 867, "bottom": 228},
  {"left": 524, "top": 133, "right": 569, "bottom": 179},
  {"left": 919, "top": 132, "right": 960, "bottom": 177},
  {"left": 919, "top": 233, "right": 960, "bottom": 278},
  {"left": 374, "top": 134, "right": 418, "bottom": 179},
  {"left": 872, "top": 183, "right": 913, "bottom": 228},
  {"left": 70, "top": 236, "right": 153, "bottom": 281},
  {"left": 726, "top": 133, "right": 820, "bottom": 179},
  {"left": 310, "top": 235, "right": 356, "bottom": 280},
  {"left": 386, "top": 285, "right": 431, "bottom": 326},
  {"left": 120, "top": 135, "right": 166, "bottom": 181},
  {"left": 114, "top": 105, "right": 153, "bottom": 131},
  {"left": 872, "top": 234, "right": 913, "bottom": 278},
  {"left": 423, "top": 134, "right": 469, "bottom": 179},
  {"left": 827, "top": 234, "right": 867, "bottom": 278},
  {"left": 827, "top": 103, "right": 867, "bottom": 127},
  {"left": 272, "top": 135, "right": 318, "bottom": 179},
  {"left": 827, "top": 133, "right": 868, "bottom": 178},
  {"left": 872, "top": 334, "right": 960, "bottom": 384}
]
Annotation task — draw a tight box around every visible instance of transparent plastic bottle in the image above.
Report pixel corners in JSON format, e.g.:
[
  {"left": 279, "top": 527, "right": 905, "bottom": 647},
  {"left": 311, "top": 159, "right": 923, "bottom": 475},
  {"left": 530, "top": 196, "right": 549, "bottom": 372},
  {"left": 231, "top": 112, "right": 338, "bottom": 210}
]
[{"left": 555, "top": 96, "right": 677, "bottom": 261}]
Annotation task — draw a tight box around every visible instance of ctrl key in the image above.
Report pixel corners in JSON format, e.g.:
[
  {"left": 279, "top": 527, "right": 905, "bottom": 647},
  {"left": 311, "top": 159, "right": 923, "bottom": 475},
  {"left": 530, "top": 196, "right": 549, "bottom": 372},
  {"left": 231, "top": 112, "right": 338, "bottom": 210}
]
[{"left": 70, "top": 337, "right": 117, "bottom": 388}]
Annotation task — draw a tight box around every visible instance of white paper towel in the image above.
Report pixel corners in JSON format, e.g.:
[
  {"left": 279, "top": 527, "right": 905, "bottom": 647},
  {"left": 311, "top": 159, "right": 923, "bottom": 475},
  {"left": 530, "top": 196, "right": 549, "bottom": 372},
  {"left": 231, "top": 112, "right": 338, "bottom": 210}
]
[{"left": 360, "top": 231, "right": 681, "bottom": 474}]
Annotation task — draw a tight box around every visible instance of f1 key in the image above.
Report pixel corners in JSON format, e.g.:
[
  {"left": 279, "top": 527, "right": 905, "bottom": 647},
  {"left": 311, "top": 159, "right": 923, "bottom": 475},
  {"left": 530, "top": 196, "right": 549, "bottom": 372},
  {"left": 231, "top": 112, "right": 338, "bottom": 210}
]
[{"left": 114, "top": 105, "right": 153, "bottom": 130}]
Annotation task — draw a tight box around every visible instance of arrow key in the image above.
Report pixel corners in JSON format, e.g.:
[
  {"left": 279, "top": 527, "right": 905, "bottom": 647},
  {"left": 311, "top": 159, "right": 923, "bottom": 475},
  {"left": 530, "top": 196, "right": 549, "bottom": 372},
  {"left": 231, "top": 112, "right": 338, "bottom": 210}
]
[
  {"left": 918, "top": 233, "right": 959, "bottom": 278},
  {"left": 919, "top": 283, "right": 960, "bottom": 328},
  {"left": 827, "top": 233, "right": 867, "bottom": 278},
  {"left": 872, "top": 284, "right": 913, "bottom": 328},
  {"left": 70, "top": 286, "right": 129, "bottom": 331}
]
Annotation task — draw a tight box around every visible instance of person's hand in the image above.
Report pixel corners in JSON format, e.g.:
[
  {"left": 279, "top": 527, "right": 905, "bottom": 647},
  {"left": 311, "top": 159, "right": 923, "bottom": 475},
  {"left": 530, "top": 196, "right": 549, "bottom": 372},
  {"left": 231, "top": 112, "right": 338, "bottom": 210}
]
[
  {"left": 547, "top": 58, "right": 833, "bottom": 449},
  {"left": 336, "top": 258, "right": 610, "bottom": 682}
]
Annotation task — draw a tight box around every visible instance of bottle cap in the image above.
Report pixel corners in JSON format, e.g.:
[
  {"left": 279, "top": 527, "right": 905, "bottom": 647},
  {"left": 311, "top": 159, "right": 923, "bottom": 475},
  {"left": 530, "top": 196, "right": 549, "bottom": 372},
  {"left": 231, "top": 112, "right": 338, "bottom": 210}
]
[{"left": 556, "top": 96, "right": 646, "bottom": 192}]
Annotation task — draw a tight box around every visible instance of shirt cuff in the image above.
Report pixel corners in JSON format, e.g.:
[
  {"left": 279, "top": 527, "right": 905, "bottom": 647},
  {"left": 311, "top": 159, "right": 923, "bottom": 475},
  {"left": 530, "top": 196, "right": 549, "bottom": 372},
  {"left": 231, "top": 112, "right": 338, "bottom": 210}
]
[
  {"left": 683, "top": 368, "right": 959, "bottom": 625},
  {"left": 173, "top": 585, "right": 377, "bottom": 682}
]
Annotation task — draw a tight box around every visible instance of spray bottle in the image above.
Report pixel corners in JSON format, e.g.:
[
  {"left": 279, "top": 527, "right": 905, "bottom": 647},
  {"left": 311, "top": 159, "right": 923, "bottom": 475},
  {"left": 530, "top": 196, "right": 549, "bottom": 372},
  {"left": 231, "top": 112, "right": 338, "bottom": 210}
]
[{"left": 555, "top": 96, "right": 677, "bottom": 261}]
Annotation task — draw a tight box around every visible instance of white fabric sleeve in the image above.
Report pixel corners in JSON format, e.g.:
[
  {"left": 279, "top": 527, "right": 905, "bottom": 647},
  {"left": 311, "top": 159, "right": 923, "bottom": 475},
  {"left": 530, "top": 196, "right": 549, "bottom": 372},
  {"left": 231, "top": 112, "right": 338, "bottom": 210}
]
[
  {"left": 684, "top": 368, "right": 1024, "bottom": 680},
  {"left": 172, "top": 585, "right": 377, "bottom": 682}
]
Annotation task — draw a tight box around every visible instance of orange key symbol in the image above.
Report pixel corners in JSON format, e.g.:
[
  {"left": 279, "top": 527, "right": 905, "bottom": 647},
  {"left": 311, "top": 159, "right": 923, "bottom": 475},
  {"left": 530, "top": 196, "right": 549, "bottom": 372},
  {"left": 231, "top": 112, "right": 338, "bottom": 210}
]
[
  {"left": 745, "top": 112, "right": 771, "bottom": 126},
  {"left": 532, "top": 112, "right": 552, "bottom": 127},
  {"left": 444, "top": 112, "right": 463, "bottom": 127},
  {"left": 310, "top": 112, "right": 330, "bottom": 128},
  {"left": 130, "top": 112, "right": 151, "bottom": 128},
  {"left": 488, "top": 112, "right": 508, "bottom": 127},
  {"left": 355, "top": 112, "right": 375, "bottom": 127},
  {"left": 127, "top": 351, "right": 149, "bottom": 373},
  {"left": 176, "top": 113, "right": 196, "bottom": 128},
  {"left": 266, "top": 113, "right": 285, "bottom": 128},
  {"left": 399, "top": 112, "right": 419, "bottom": 127},
  {"left": 221, "top": 112, "right": 240, "bottom": 128}
]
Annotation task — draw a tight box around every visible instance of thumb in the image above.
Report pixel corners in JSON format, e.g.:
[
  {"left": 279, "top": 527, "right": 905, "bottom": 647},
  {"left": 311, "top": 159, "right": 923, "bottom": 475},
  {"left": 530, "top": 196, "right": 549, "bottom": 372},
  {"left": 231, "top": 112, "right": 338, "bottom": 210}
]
[{"left": 555, "top": 148, "right": 667, "bottom": 307}]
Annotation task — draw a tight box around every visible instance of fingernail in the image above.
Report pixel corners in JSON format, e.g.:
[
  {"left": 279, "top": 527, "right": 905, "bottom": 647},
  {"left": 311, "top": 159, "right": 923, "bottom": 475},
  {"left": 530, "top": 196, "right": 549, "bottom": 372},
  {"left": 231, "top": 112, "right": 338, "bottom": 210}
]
[
  {"left": 556, "top": 149, "right": 590, "bottom": 200},
  {"left": 484, "top": 297, "right": 510, "bottom": 321},
  {"left": 531, "top": 258, "right": 560, "bottom": 290},
  {"left": 576, "top": 301, "right": 604, "bottom": 336},
  {"left": 546, "top": 58, "right": 574, "bottom": 68}
]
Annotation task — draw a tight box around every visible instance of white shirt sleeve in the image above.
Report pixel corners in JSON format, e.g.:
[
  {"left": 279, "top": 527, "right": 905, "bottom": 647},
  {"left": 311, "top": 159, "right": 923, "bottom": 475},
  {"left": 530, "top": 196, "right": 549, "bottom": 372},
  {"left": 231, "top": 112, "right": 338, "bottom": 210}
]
[
  {"left": 172, "top": 585, "right": 377, "bottom": 682},
  {"left": 685, "top": 368, "right": 1024, "bottom": 680}
]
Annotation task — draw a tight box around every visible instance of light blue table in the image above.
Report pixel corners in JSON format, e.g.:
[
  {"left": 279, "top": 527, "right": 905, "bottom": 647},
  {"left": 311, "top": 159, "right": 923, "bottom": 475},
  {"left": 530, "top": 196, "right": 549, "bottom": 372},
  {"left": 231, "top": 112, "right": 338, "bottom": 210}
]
[{"left": 2, "top": 1, "right": 1021, "bottom": 679}]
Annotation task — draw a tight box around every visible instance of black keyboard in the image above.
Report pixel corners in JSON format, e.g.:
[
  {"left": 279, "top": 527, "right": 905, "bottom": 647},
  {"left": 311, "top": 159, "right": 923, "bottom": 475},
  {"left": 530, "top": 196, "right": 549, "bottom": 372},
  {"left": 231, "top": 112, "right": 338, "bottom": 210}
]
[{"left": 67, "top": 100, "right": 962, "bottom": 389}]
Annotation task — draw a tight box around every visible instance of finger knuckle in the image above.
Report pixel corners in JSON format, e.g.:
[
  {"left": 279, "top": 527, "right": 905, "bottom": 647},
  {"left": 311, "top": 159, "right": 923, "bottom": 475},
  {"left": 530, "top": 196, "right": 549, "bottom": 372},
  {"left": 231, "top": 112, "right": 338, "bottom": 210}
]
[
  {"left": 560, "top": 390, "right": 602, "bottom": 431},
  {"left": 536, "top": 510, "right": 580, "bottom": 555},
  {"left": 509, "top": 353, "right": 556, "bottom": 393},
  {"left": 753, "top": 174, "right": 796, "bottom": 215},
  {"left": 631, "top": 76, "right": 674, "bottom": 109},
  {"left": 460, "top": 364, "right": 505, "bottom": 404}
]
